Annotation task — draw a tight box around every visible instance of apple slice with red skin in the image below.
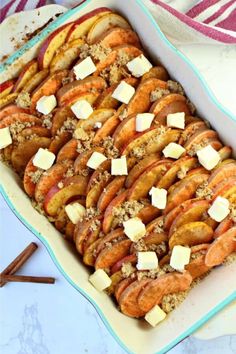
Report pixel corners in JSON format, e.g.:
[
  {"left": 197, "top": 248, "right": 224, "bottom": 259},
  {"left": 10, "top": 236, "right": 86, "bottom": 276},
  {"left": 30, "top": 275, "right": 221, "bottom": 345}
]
[
  {"left": 126, "top": 78, "right": 167, "bottom": 116},
  {"left": 13, "top": 59, "right": 38, "bottom": 92},
  {"left": 111, "top": 254, "right": 137, "bottom": 275},
  {"left": 0, "top": 105, "right": 30, "bottom": 121},
  {"left": 208, "top": 162, "right": 236, "bottom": 189},
  {"left": 214, "top": 217, "right": 233, "bottom": 239},
  {"left": 23, "top": 156, "right": 40, "bottom": 197},
  {"left": 0, "top": 79, "right": 15, "bottom": 99},
  {"left": 87, "top": 13, "right": 131, "bottom": 44},
  {"left": 97, "top": 176, "right": 126, "bottom": 212},
  {"left": 128, "top": 159, "right": 172, "bottom": 201},
  {"left": 97, "top": 27, "right": 141, "bottom": 48},
  {"left": 57, "top": 76, "right": 107, "bottom": 107},
  {"left": 56, "top": 138, "right": 78, "bottom": 162},
  {"left": 23, "top": 69, "right": 49, "bottom": 93},
  {"left": 154, "top": 99, "right": 190, "bottom": 126},
  {"left": 0, "top": 113, "right": 41, "bottom": 129},
  {"left": 86, "top": 159, "right": 111, "bottom": 193},
  {"left": 30, "top": 70, "right": 68, "bottom": 111},
  {"left": 179, "top": 121, "right": 207, "bottom": 145},
  {"left": 205, "top": 227, "right": 236, "bottom": 267},
  {"left": 38, "top": 22, "right": 74, "bottom": 69},
  {"left": 112, "top": 114, "right": 137, "bottom": 150},
  {"left": 102, "top": 190, "right": 128, "bottom": 234},
  {"left": 185, "top": 254, "right": 211, "bottom": 280},
  {"left": 35, "top": 159, "right": 73, "bottom": 203},
  {"left": 51, "top": 106, "right": 75, "bottom": 136},
  {"left": 66, "top": 7, "right": 112, "bottom": 42},
  {"left": 44, "top": 175, "right": 89, "bottom": 216},
  {"left": 92, "top": 113, "right": 120, "bottom": 145},
  {"left": 74, "top": 216, "right": 102, "bottom": 255},
  {"left": 212, "top": 176, "right": 236, "bottom": 201},
  {"left": 49, "top": 132, "right": 72, "bottom": 155},
  {"left": 115, "top": 277, "right": 136, "bottom": 302}
]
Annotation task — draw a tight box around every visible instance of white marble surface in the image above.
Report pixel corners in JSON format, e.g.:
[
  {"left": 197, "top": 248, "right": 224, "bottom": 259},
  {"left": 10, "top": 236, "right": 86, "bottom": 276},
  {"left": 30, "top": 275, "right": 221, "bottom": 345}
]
[{"left": 0, "top": 193, "right": 236, "bottom": 354}]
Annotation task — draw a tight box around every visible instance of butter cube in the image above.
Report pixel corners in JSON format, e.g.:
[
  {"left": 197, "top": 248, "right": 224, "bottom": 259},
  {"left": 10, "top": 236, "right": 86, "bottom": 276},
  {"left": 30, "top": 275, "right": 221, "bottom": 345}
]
[
  {"left": 36, "top": 95, "right": 57, "bottom": 115},
  {"left": 73, "top": 56, "right": 96, "bottom": 80},
  {"left": 137, "top": 252, "right": 158, "bottom": 270},
  {"left": 87, "top": 151, "right": 107, "bottom": 169},
  {"left": 170, "top": 245, "right": 191, "bottom": 272},
  {"left": 197, "top": 145, "right": 220, "bottom": 170},
  {"left": 89, "top": 269, "right": 111, "bottom": 291},
  {"left": 145, "top": 305, "right": 166, "bottom": 327},
  {"left": 65, "top": 202, "right": 86, "bottom": 224},
  {"left": 71, "top": 100, "right": 93, "bottom": 119},
  {"left": 0, "top": 127, "right": 12, "bottom": 149},
  {"left": 167, "top": 112, "right": 185, "bottom": 129},
  {"left": 149, "top": 187, "right": 167, "bottom": 209},
  {"left": 208, "top": 196, "right": 230, "bottom": 222},
  {"left": 136, "top": 113, "right": 155, "bottom": 132},
  {"left": 127, "top": 54, "right": 152, "bottom": 78},
  {"left": 111, "top": 156, "right": 128, "bottom": 175},
  {"left": 123, "top": 217, "right": 146, "bottom": 242},
  {"left": 163, "top": 142, "right": 185, "bottom": 159},
  {"left": 111, "top": 81, "right": 135, "bottom": 104},
  {"left": 94, "top": 122, "right": 102, "bottom": 129},
  {"left": 32, "top": 148, "right": 55, "bottom": 170}
]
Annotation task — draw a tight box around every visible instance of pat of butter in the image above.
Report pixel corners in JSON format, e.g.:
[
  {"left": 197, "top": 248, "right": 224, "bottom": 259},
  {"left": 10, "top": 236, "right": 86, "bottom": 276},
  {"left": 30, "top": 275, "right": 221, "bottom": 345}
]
[
  {"left": 94, "top": 122, "right": 102, "bottom": 129},
  {"left": 65, "top": 202, "right": 86, "bottom": 224},
  {"left": 73, "top": 56, "right": 96, "bottom": 80},
  {"left": 136, "top": 113, "right": 155, "bottom": 132},
  {"left": 0, "top": 127, "right": 12, "bottom": 149},
  {"left": 167, "top": 112, "right": 185, "bottom": 129},
  {"left": 149, "top": 187, "right": 167, "bottom": 209},
  {"left": 208, "top": 196, "right": 230, "bottom": 222},
  {"left": 111, "top": 156, "right": 128, "bottom": 175},
  {"left": 145, "top": 305, "right": 166, "bottom": 327},
  {"left": 170, "top": 245, "right": 191, "bottom": 272},
  {"left": 36, "top": 95, "right": 57, "bottom": 115},
  {"left": 137, "top": 251, "right": 158, "bottom": 270},
  {"left": 86, "top": 151, "right": 107, "bottom": 170},
  {"left": 111, "top": 81, "right": 135, "bottom": 104},
  {"left": 127, "top": 54, "right": 152, "bottom": 78},
  {"left": 123, "top": 217, "right": 146, "bottom": 242},
  {"left": 32, "top": 148, "right": 55, "bottom": 170},
  {"left": 197, "top": 145, "right": 220, "bottom": 170},
  {"left": 163, "top": 142, "right": 185, "bottom": 159},
  {"left": 71, "top": 100, "right": 93, "bottom": 119},
  {"left": 89, "top": 269, "right": 111, "bottom": 291}
]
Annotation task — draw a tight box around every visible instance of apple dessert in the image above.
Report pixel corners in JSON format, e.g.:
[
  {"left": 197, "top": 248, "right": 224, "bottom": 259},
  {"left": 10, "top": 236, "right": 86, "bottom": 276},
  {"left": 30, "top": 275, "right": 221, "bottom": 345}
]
[{"left": 0, "top": 7, "right": 235, "bottom": 327}]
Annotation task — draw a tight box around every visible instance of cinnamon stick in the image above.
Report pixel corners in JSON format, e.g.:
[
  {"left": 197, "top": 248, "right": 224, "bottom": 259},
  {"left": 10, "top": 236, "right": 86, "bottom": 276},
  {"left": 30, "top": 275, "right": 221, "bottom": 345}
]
[
  {"left": 0, "top": 274, "right": 55, "bottom": 284},
  {"left": 0, "top": 242, "right": 37, "bottom": 287}
]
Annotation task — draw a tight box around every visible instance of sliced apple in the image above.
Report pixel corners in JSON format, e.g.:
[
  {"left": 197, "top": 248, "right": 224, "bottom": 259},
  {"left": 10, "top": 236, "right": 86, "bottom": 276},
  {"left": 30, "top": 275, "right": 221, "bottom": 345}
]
[
  {"left": 50, "top": 38, "right": 84, "bottom": 73},
  {"left": 103, "top": 190, "right": 128, "bottom": 233},
  {"left": 112, "top": 114, "right": 137, "bottom": 150},
  {"left": 30, "top": 70, "right": 68, "bottom": 111},
  {"left": 51, "top": 106, "right": 75, "bottom": 136},
  {"left": 0, "top": 93, "right": 18, "bottom": 110},
  {"left": 13, "top": 60, "right": 38, "bottom": 93},
  {"left": 38, "top": 22, "right": 74, "bottom": 69},
  {"left": 48, "top": 132, "right": 72, "bottom": 155},
  {"left": 23, "top": 70, "right": 49, "bottom": 93},
  {"left": 0, "top": 105, "right": 30, "bottom": 121},
  {"left": 66, "top": 7, "right": 112, "bottom": 42},
  {"left": 76, "top": 108, "right": 115, "bottom": 131},
  {"left": 97, "top": 176, "right": 126, "bottom": 212},
  {"left": 97, "top": 27, "right": 140, "bottom": 48},
  {"left": 87, "top": 13, "right": 131, "bottom": 44},
  {"left": 57, "top": 76, "right": 107, "bottom": 107},
  {"left": 44, "top": 175, "right": 89, "bottom": 216},
  {"left": 0, "top": 113, "right": 41, "bottom": 129},
  {"left": 141, "top": 66, "right": 169, "bottom": 83},
  {"left": 56, "top": 138, "right": 78, "bottom": 162},
  {"left": 73, "top": 147, "right": 104, "bottom": 174},
  {"left": 0, "top": 79, "right": 15, "bottom": 99}
]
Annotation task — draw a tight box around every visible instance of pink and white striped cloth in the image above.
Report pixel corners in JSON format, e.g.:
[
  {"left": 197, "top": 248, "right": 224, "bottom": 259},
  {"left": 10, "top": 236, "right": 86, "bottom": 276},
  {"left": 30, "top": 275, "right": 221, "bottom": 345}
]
[{"left": 0, "top": 0, "right": 236, "bottom": 43}]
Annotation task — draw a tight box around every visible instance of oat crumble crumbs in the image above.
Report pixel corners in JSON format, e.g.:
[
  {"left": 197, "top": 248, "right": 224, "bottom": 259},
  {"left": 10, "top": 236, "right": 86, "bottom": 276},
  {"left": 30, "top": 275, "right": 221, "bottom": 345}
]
[
  {"left": 190, "top": 250, "right": 206, "bottom": 261},
  {"left": 230, "top": 205, "right": 236, "bottom": 222},
  {"left": 28, "top": 168, "right": 44, "bottom": 184},
  {"left": 196, "top": 182, "right": 213, "bottom": 200},
  {"left": 102, "top": 136, "right": 119, "bottom": 158},
  {"left": 167, "top": 80, "right": 185, "bottom": 96},
  {"left": 15, "top": 92, "right": 31, "bottom": 108},
  {"left": 150, "top": 88, "right": 170, "bottom": 102},
  {"left": 93, "top": 170, "right": 111, "bottom": 186},
  {"left": 188, "top": 138, "right": 210, "bottom": 156},
  {"left": 85, "top": 207, "right": 100, "bottom": 221},
  {"left": 42, "top": 114, "right": 53, "bottom": 129},
  {"left": 121, "top": 262, "right": 135, "bottom": 278},
  {"left": 118, "top": 108, "right": 128, "bottom": 121},
  {"left": 161, "top": 290, "right": 189, "bottom": 313},
  {"left": 177, "top": 165, "right": 190, "bottom": 179},
  {"left": 9, "top": 121, "right": 33, "bottom": 140},
  {"left": 153, "top": 219, "right": 164, "bottom": 233},
  {"left": 80, "top": 43, "right": 112, "bottom": 61},
  {"left": 90, "top": 219, "right": 101, "bottom": 231},
  {"left": 112, "top": 200, "right": 144, "bottom": 224},
  {"left": 64, "top": 165, "right": 75, "bottom": 178},
  {"left": 59, "top": 117, "right": 77, "bottom": 134},
  {"left": 58, "top": 181, "right": 64, "bottom": 189}
]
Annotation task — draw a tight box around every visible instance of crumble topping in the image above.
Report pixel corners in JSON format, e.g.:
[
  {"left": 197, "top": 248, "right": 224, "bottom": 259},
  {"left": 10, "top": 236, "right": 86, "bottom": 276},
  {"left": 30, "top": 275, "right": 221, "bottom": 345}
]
[
  {"left": 42, "top": 114, "right": 53, "bottom": 129},
  {"left": 188, "top": 138, "right": 210, "bottom": 157},
  {"left": 153, "top": 218, "right": 164, "bottom": 234},
  {"left": 190, "top": 250, "right": 206, "bottom": 261},
  {"left": 9, "top": 121, "right": 33, "bottom": 140},
  {"left": 58, "top": 117, "right": 77, "bottom": 134},
  {"left": 15, "top": 92, "right": 31, "bottom": 108},
  {"left": 90, "top": 219, "right": 101, "bottom": 231},
  {"left": 177, "top": 165, "right": 190, "bottom": 179},
  {"left": 150, "top": 88, "right": 170, "bottom": 102},
  {"left": 161, "top": 290, "right": 189, "bottom": 313},
  {"left": 230, "top": 205, "right": 236, "bottom": 222},
  {"left": 76, "top": 130, "right": 95, "bottom": 153},
  {"left": 112, "top": 200, "right": 144, "bottom": 224},
  {"left": 118, "top": 108, "right": 128, "bottom": 121},
  {"left": 102, "top": 136, "right": 119, "bottom": 158},
  {"left": 27, "top": 168, "right": 44, "bottom": 184},
  {"left": 93, "top": 170, "right": 111, "bottom": 186},
  {"left": 64, "top": 165, "right": 75, "bottom": 178},
  {"left": 131, "top": 146, "right": 146, "bottom": 159},
  {"left": 80, "top": 43, "right": 112, "bottom": 61},
  {"left": 121, "top": 262, "right": 136, "bottom": 278},
  {"left": 196, "top": 182, "right": 213, "bottom": 200},
  {"left": 85, "top": 207, "right": 100, "bottom": 221},
  {"left": 167, "top": 80, "right": 185, "bottom": 95}
]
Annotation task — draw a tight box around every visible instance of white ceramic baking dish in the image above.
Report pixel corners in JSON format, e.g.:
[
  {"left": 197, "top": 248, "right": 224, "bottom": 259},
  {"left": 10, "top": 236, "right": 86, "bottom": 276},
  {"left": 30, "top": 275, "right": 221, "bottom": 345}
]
[{"left": 0, "top": 1, "right": 236, "bottom": 353}]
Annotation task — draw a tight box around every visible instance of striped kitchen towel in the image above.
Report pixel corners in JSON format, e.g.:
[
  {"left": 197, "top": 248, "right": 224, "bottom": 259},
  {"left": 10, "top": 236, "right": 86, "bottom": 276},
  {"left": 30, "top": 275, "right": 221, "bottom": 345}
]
[{"left": 1, "top": 0, "right": 236, "bottom": 43}]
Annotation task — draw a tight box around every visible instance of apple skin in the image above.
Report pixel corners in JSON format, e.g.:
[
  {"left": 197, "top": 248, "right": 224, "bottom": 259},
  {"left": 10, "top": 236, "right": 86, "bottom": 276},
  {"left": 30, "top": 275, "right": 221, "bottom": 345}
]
[
  {"left": 38, "top": 22, "right": 74, "bottom": 70},
  {"left": 111, "top": 254, "right": 137, "bottom": 274},
  {"left": 0, "top": 79, "right": 15, "bottom": 99},
  {"left": 0, "top": 105, "right": 30, "bottom": 121},
  {"left": 66, "top": 7, "right": 111, "bottom": 42},
  {"left": 13, "top": 59, "right": 38, "bottom": 93}
]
